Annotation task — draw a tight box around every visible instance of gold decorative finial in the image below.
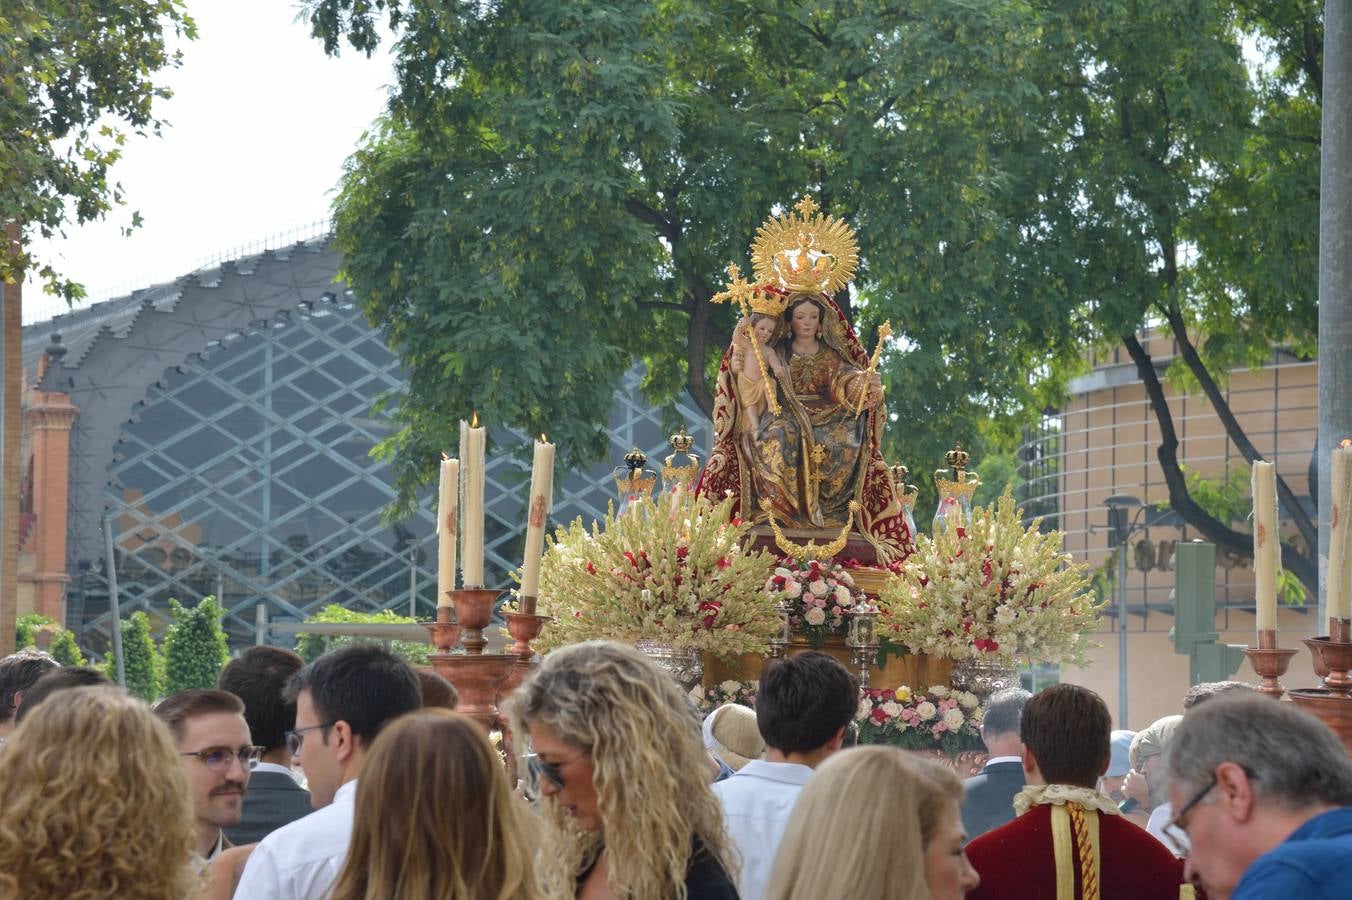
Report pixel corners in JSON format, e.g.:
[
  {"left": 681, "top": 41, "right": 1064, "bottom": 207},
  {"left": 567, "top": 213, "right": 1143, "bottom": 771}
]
[
  {"left": 794, "top": 195, "right": 820, "bottom": 217},
  {"left": 624, "top": 447, "right": 648, "bottom": 470},
  {"left": 712, "top": 263, "right": 790, "bottom": 317},
  {"left": 934, "top": 443, "right": 980, "bottom": 498},
  {"left": 669, "top": 425, "right": 694, "bottom": 453},
  {"left": 750, "top": 194, "right": 859, "bottom": 296}
]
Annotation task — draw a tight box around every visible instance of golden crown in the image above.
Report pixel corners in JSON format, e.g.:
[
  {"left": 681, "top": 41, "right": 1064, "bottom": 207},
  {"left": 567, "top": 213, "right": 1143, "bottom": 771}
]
[
  {"left": 752, "top": 195, "right": 859, "bottom": 296},
  {"left": 711, "top": 264, "right": 789, "bottom": 316}
]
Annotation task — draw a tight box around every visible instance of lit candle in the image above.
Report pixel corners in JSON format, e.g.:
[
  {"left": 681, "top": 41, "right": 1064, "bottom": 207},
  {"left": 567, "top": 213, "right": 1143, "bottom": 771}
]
[
  {"left": 519, "top": 435, "right": 556, "bottom": 604},
  {"left": 460, "top": 414, "right": 487, "bottom": 587},
  {"left": 1252, "top": 460, "right": 1280, "bottom": 631},
  {"left": 1329, "top": 444, "right": 1352, "bottom": 621},
  {"left": 436, "top": 455, "right": 459, "bottom": 607}
]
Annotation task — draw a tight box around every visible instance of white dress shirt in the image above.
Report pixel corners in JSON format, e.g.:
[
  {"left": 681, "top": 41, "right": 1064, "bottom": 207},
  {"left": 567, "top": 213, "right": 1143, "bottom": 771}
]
[
  {"left": 711, "top": 760, "right": 814, "bottom": 900},
  {"left": 1145, "top": 800, "right": 1188, "bottom": 855},
  {"left": 232, "top": 779, "right": 357, "bottom": 900}
]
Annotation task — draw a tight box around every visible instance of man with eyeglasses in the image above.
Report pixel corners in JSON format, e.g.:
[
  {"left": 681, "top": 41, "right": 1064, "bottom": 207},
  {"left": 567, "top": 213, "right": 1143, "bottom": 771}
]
[
  {"left": 233, "top": 643, "right": 421, "bottom": 900},
  {"left": 1164, "top": 693, "right": 1352, "bottom": 899},
  {"left": 154, "top": 689, "right": 258, "bottom": 863}
]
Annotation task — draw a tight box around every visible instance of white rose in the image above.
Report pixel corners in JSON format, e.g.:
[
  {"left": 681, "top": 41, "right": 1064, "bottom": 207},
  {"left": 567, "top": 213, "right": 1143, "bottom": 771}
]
[
  {"left": 834, "top": 584, "right": 853, "bottom": 605},
  {"left": 838, "top": 571, "right": 855, "bottom": 587},
  {"left": 804, "top": 607, "right": 826, "bottom": 626},
  {"left": 784, "top": 581, "right": 803, "bottom": 599},
  {"left": 916, "top": 701, "right": 937, "bottom": 721},
  {"left": 928, "top": 685, "right": 950, "bottom": 698},
  {"left": 943, "top": 708, "right": 966, "bottom": 730},
  {"left": 856, "top": 698, "right": 873, "bottom": 720},
  {"left": 775, "top": 567, "right": 794, "bottom": 578},
  {"left": 958, "top": 692, "right": 980, "bottom": 710},
  {"left": 721, "top": 680, "right": 742, "bottom": 695},
  {"left": 881, "top": 701, "right": 903, "bottom": 718},
  {"left": 809, "top": 579, "right": 829, "bottom": 597}
]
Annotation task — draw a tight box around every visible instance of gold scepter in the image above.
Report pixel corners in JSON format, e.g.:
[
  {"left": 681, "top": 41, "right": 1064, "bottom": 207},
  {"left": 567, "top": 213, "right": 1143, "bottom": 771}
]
[
  {"left": 712, "top": 263, "right": 782, "bottom": 416},
  {"left": 854, "top": 320, "right": 892, "bottom": 416}
]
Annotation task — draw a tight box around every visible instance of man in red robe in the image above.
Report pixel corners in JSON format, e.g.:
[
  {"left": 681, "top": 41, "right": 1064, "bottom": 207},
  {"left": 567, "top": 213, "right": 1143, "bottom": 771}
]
[{"left": 965, "top": 684, "right": 1190, "bottom": 899}]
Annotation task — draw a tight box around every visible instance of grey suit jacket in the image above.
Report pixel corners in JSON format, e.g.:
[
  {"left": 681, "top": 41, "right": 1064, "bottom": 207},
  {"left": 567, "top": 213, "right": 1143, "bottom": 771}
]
[
  {"left": 223, "top": 768, "right": 313, "bottom": 846},
  {"left": 960, "top": 760, "right": 1025, "bottom": 840}
]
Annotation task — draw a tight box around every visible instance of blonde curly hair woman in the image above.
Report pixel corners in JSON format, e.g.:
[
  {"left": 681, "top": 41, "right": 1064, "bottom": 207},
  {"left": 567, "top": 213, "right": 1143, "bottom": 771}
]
[
  {"left": 507, "top": 641, "right": 738, "bottom": 900},
  {"left": 329, "top": 708, "right": 540, "bottom": 900},
  {"left": 764, "top": 746, "right": 979, "bottom": 900},
  {"left": 0, "top": 685, "right": 201, "bottom": 899}
]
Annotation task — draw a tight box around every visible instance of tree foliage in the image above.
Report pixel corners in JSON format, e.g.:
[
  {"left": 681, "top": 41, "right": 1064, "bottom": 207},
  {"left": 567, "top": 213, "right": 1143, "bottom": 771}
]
[
  {"left": 104, "top": 610, "right": 165, "bottom": 701},
  {"left": 0, "top": 1, "right": 195, "bottom": 299},
  {"left": 304, "top": 0, "right": 1324, "bottom": 594},
  {"left": 47, "top": 628, "right": 85, "bottom": 666},
  {"left": 14, "top": 613, "right": 56, "bottom": 649},
  {"left": 162, "top": 597, "right": 229, "bottom": 694}
]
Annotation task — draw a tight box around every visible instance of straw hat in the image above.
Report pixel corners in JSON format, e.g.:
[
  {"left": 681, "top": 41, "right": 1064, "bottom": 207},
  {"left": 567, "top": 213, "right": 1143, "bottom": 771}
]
[{"left": 704, "top": 703, "right": 765, "bottom": 771}]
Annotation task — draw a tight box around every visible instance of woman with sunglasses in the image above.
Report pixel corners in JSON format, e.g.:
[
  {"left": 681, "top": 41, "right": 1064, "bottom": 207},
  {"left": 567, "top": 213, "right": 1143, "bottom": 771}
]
[
  {"left": 508, "top": 641, "right": 739, "bottom": 900},
  {"left": 328, "top": 708, "right": 541, "bottom": 900}
]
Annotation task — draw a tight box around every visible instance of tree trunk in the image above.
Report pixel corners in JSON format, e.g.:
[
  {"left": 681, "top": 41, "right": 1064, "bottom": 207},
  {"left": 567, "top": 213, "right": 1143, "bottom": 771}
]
[
  {"left": 1122, "top": 332, "right": 1318, "bottom": 597},
  {"left": 1, "top": 220, "right": 22, "bottom": 655}
]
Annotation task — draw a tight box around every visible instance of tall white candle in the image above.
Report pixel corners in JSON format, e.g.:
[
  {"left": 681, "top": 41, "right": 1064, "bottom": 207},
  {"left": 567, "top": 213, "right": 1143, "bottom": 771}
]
[
  {"left": 460, "top": 415, "right": 487, "bottom": 587},
  {"left": 436, "top": 455, "right": 459, "bottom": 607},
  {"left": 1329, "top": 445, "right": 1352, "bottom": 621},
  {"left": 519, "top": 436, "right": 556, "bottom": 600},
  {"left": 1252, "top": 460, "right": 1280, "bottom": 631}
]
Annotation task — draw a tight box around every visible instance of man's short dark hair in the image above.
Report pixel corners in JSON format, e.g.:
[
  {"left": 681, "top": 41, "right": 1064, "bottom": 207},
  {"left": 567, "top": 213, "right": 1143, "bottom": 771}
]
[
  {"left": 154, "top": 689, "right": 246, "bottom": 743},
  {"left": 219, "top": 645, "right": 305, "bottom": 752},
  {"left": 1021, "top": 684, "right": 1111, "bottom": 788},
  {"left": 982, "top": 687, "right": 1032, "bottom": 738},
  {"left": 1182, "top": 680, "right": 1256, "bottom": 710},
  {"left": 285, "top": 644, "right": 421, "bottom": 745},
  {"left": 416, "top": 669, "right": 459, "bottom": 710},
  {"left": 0, "top": 649, "right": 60, "bottom": 724},
  {"left": 756, "top": 651, "right": 858, "bottom": 754},
  {"left": 15, "top": 666, "right": 112, "bottom": 723}
]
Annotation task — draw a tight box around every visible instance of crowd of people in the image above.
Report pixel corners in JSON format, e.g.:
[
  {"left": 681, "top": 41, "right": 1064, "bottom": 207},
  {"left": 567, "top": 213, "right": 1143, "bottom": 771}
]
[{"left": 2, "top": 639, "right": 1351, "bottom": 899}]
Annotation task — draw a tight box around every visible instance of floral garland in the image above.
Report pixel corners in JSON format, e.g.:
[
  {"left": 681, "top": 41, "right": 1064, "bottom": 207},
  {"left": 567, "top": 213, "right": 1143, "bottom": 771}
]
[
  {"left": 689, "top": 679, "right": 758, "bottom": 715},
  {"left": 879, "top": 488, "right": 1104, "bottom": 666},
  {"left": 534, "top": 492, "right": 780, "bottom": 660},
  {"left": 764, "top": 558, "right": 869, "bottom": 647},
  {"left": 855, "top": 684, "right": 985, "bottom": 757}
]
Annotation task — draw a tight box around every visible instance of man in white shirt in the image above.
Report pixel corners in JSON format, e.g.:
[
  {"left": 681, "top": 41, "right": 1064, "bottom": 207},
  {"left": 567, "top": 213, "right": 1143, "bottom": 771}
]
[
  {"left": 154, "top": 689, "right": 255, "bottom": 862},
  {"left": 232, "top": 643, "right": 422, "bottom": 900},
  {"left": 711, "top": 652, "right": 857, "bottom": 900}
]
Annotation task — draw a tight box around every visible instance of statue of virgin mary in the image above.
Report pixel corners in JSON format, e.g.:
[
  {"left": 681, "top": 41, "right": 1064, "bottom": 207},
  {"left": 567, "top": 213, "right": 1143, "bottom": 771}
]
[{"left": 696, "top": 197, "right": 912, "bottom": 564}]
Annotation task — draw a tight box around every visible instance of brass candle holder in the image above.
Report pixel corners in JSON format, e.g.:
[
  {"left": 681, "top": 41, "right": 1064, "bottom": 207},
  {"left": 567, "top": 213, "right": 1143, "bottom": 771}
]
[
  {"left": 1243, "top": 628, "right": 1297, "bottom": 698},
  {"left": 1289, "top": 617, "right": 1352, "bottom": 755},
  {"left": 422, "top": 604, "right": 463, "bottom": 653},
  {"left": 429, "top": 587, "right": 518, "bottom": 730},
  {"left": 497, "top": 604, "right": 552, "bottom": 698}
]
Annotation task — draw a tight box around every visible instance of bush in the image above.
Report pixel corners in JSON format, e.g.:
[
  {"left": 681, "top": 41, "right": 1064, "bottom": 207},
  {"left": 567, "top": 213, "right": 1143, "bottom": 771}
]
[
  {"left": 295, "top": 604, "right": 430, "bottom": 666},
  {"left": 103, "top": 611, "right": 164, "bottom": 701},
  {"left": 162, "top": 597, "right": 230, "bottom": 693},
  {"left": 15, "top": 614, "right": 57, "bottom": 649},
  {"left": 48, "top": 629, "right": 87, "bottom": 666}
]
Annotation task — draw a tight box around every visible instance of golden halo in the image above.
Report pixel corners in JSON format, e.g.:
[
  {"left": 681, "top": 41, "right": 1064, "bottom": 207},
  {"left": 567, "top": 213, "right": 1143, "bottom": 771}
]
[{"left": 750, "top": 195, "right": 859, "bottom": 296}]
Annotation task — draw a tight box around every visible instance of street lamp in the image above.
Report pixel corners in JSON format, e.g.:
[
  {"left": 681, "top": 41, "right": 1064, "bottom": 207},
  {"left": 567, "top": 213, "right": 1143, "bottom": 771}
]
[{"left": 1103, "top": 494, "right": 1146, "bottom": 728}]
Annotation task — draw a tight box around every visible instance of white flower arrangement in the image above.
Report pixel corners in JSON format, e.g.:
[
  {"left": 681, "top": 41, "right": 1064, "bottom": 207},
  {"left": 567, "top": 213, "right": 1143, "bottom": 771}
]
[
  {"left": 764, "top": 558, "right": 869, "bottom": 647},
  {"left": 856, "top": 685, "right": 984, "bottom": 756}
]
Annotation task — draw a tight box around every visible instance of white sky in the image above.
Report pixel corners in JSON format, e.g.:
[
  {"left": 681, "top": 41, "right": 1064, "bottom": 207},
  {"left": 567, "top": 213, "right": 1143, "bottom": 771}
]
[{"left": 23, "top": 0, "right": 395, "bottom": 324}]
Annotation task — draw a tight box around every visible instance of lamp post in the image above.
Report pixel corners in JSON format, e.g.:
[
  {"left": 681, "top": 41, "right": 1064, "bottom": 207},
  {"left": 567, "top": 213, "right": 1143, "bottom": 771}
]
[{"left": 1103, "top": 495, "right": 1146, "bottom": 728}]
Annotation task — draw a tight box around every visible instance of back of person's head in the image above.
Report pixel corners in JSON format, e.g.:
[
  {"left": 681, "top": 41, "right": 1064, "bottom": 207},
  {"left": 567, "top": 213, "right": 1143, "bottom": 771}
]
[
  {"left": 755, "top": 651, "right": 858, "bottom": 754},
  {"left": 1166, "top": 693, "right": 1352, "bottom": 811},
  {"left": 416, "top": 668, "right": 459, "bottom": 710},
  {"left": 14, "top": 666, "right": 112, "bottom": 723},
  {"left": 0, "top": 686, "right": 198, "bottom": 898},
  {"left": 0, "top": 648, "right": 60, "bottom": 724},
  {"left": 764, "top": 746, "right": 963, "bottom": 900},
  {"left": 154, "top": 688, "right": 246, "bottom": 742},
  {"left": 1182, "top": 680, "right": 1256, "bottom": 710},
  {"left": 1129, "top": 715, "right": 1182, "bottom": 772},
  {"left": 286, "top": 643, "right": 421, "bottom": 746},
  {"left": 981, "top": 687, "right": 1032, "bottom": 738},
  {"left": 219, "top": 645, "right": 305, "bottom": 752},
  {"left": 1021, "top": 684, "right": 1112, "bottom": 788},
  {"left": 330, "top": 709, "right": 538, "bottom": 900},
  {"left": 507, "top": 641, "right": 731, "bottom": 900}
]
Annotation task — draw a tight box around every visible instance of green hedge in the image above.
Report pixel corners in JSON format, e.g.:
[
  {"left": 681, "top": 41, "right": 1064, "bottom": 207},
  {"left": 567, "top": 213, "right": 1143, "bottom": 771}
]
[
  {"left": 15, "top": 614, "right": 57, "bottom": 649},
  {"left": 295, "top": 604, "right": 430, "bottom": 666},
  {"left": 103, "top": 611, "right": 165, "bottom": 701},
  {"left": 163, "top": 597, "right": 230, "bottom": 693}
]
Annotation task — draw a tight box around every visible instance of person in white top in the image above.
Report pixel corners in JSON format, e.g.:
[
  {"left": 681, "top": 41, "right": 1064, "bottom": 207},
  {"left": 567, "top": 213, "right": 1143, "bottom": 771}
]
[
  {"left": 711, "top": 652, "right": 858, "bottom": 900},
  {"left": 232, "top": 643, "right": 422, "bottom": 900}
]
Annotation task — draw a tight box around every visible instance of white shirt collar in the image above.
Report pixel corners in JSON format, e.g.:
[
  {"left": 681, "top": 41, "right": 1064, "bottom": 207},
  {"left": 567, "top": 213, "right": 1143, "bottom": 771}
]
[{"left": 986, "top": 755, "right": 1023, "bottom": 766}]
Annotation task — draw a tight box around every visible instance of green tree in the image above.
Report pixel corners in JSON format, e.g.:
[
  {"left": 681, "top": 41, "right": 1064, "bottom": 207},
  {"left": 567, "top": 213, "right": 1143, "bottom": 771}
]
[
  {"left": 15, "top": 613, "right": 56, "bottom": 649},
  {"left": 47, "top": 629, "right": 86, "bottom": 666},
  {"left": 303, "top": 0, "right": 1323, "bottom": 596},
  {"left": 104, "top": 611, "right": 165, "bottom": 701},
  {"left": 162, "top": 597, "right": 229, "bottom": 693}
]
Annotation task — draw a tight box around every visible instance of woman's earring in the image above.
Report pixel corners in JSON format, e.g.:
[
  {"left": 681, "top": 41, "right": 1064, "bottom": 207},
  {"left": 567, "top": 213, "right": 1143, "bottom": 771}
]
[{"left": 815, "top": 328, "right": 822, "bottom": 340}]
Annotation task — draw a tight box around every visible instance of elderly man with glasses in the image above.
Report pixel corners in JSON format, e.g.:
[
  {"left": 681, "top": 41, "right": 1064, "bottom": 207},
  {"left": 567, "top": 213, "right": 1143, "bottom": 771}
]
[
  {"left": 154, "top": 689, "right": 259, "bottom": 863},
  {"left": 1164, "top": 693, "right": 1352, "bottom": 899}
]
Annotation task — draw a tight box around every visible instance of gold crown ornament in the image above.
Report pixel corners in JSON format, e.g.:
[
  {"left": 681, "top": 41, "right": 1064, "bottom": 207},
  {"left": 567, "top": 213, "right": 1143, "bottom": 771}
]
[
  {"left": 711, "top": 264, "right": 789, "bottom": 317},
  {"left": 752, "top": 195, "right": 859, "bottom": 297}
]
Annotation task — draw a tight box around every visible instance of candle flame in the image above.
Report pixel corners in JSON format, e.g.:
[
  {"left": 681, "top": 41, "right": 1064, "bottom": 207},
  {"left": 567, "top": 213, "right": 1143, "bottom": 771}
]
[
  {"left": 1342, "top": 438, "right": 1352, "bottom": 449},
  {"left": 540, "top": 433, "right": 547, "bottom": 442},
  {"left": 441, "top": 451, "right": 449, "bottom": 461},
  {"left": 471, "top": 411, "right": 479, "bottom": 428}
]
